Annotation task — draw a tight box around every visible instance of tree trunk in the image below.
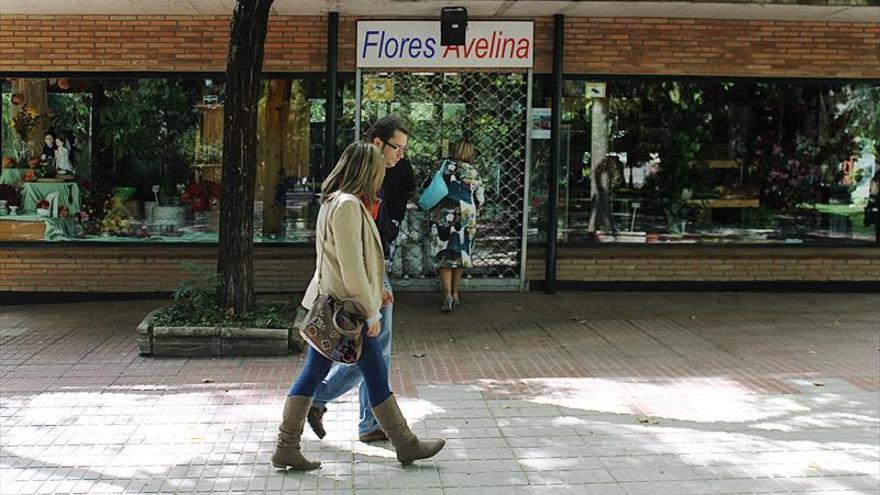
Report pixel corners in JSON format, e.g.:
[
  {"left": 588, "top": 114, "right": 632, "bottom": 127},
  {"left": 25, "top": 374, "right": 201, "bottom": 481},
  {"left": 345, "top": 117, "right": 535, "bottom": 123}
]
[
  {"left": 217, "top": 0, "right": 274, "bottom": 314},
  {"left": 588, "top": 97, "right": 613, "bottom": 232},
  {"left": 260, "top": 79, "right": 291, "bottom": 237}
]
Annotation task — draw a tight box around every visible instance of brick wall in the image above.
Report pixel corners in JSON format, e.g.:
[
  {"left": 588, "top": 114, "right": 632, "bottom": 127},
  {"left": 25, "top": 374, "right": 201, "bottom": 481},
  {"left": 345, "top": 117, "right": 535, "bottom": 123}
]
[
  {"left": 526, "top": 247, "right": 880, "bottom": 283},
  {"left": 0, "top": 15, "right": 327, "bottom": 73},
  {"left": 562, "top": 18, "right": 880, "bottom": 78},
  {"left": 1, "top": 245, "right": 877, "bottom": 294},
  {"left": 1, "top": 15, "right": 877, "bottom": 77},
  {"left": 0, "top": 245, "right": 316, "bottom": 293}
]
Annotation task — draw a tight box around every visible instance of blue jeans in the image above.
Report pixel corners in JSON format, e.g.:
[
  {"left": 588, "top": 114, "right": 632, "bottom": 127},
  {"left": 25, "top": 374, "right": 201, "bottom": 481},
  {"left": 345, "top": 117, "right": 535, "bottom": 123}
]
[
  {"left": 312, "top": 274, "right": 393, "bottom": 436},
  {"left": 288, "top": 328, "right": 391, "bottom": 408}
]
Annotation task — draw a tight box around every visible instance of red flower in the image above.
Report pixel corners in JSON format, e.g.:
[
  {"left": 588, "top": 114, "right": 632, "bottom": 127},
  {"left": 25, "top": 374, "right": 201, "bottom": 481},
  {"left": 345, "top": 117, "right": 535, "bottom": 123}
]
[
  {"left": 180, "top": 180, "right": 221, "bottom": 213},
  {"left": 37, "top": 199, "right": 49, "bottom": 209}
]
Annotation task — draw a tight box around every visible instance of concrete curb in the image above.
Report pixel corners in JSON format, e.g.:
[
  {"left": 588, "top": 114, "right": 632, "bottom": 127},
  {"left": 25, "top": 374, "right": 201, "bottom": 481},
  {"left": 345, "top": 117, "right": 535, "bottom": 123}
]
[{"left": 137, "top": 308, "right": 302, "bottom": 357}]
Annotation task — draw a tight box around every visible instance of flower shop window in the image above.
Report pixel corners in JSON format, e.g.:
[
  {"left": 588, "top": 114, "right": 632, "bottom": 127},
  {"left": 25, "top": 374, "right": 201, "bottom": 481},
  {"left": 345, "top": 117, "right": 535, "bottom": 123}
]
[
  {"left": 527, "top": 78, "right": 880, "bottom": 245},
  {"left": 2, "top": 76, "right": 222, "bottom": 242}
]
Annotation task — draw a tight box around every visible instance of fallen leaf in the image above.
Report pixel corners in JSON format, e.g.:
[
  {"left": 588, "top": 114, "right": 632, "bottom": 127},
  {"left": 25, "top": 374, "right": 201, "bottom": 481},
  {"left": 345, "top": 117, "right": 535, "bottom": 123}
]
[
  {"left": 412, "top": 352, "right": 426, "bottom": 358},
  {"left": 202, "top": 379, "right": 214, "bottom": 383},
  {"left": 636, "top": 415, "right": 660, "bottom": 425},
  {"left": 813, "top": 382, "right": 824, "bottom": 387}
]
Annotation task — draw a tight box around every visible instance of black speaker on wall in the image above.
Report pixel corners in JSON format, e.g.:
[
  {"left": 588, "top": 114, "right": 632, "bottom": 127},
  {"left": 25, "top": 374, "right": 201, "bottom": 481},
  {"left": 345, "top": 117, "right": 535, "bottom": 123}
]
[{"left": 441, "top": 7, "right": 468, "bottom": 46}]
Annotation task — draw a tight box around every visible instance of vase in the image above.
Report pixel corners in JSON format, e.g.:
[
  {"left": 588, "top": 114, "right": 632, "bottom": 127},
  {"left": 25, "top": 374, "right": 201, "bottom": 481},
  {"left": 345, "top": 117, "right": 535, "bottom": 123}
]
[
  {"left": 143, "top": 201, "right": 156, "bottom": 222},
  {"left": 152, "top": 206, "right": 187, "bottom": 228}
]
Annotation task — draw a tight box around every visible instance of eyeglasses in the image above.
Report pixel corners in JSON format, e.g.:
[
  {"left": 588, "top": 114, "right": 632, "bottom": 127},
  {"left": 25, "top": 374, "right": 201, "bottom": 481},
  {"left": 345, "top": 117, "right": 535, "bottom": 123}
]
[{"left": 381, "top": 139, "right": 407, "bottom": 155}]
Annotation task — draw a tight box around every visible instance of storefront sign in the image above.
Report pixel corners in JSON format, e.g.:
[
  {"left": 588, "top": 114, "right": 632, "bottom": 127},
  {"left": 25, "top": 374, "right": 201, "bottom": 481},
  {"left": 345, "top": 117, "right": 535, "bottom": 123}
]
[{"left": 357, "top": 21, "right": 533, "bottom": 69}]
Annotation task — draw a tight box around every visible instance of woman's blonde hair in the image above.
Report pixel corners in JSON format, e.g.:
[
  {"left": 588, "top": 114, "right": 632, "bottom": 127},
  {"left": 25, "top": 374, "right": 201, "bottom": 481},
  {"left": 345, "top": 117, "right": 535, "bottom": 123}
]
[
  {"left": 450, "top": 140, "right": 475, "bottom": 164},
  {"left": 321, "top": 142, "right": 386, "bottom": 205}
]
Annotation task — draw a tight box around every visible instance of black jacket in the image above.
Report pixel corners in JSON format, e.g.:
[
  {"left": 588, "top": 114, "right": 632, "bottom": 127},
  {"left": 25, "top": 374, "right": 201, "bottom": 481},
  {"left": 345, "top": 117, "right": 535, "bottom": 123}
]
[{"left": 377, "top": 158, "right": 416, "bottom": 259}]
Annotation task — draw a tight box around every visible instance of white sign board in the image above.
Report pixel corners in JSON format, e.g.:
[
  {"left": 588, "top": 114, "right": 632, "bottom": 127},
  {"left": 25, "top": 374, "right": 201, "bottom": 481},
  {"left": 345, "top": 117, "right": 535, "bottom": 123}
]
[
  {"left": 357, "top": 21, "right": 533, "bottom": 69},
  {"left": 530, "top": 108, "right": 551, "bottom": 139},
  {"left": 585, "top": 82, "right": 607, "bottom": 98}
]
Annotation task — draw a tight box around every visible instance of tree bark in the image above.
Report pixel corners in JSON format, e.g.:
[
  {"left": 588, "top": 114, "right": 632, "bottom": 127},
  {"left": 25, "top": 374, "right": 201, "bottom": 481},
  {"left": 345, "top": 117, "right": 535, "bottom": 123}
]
[
  {"left": 217, "top": 0, "right": 274, "bottom": 314},
  {"left": 260, "top": 79, "right": 291, "bottom": 237},
  {"left": 588, "top": 97, "right": 613, "bottom": 232}
]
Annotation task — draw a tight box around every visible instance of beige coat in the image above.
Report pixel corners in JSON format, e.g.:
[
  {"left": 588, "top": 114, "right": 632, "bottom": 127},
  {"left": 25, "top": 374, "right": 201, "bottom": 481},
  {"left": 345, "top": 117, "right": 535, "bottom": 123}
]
[{"left": 301, "top": 193, "right": 384, "bottom": 322}]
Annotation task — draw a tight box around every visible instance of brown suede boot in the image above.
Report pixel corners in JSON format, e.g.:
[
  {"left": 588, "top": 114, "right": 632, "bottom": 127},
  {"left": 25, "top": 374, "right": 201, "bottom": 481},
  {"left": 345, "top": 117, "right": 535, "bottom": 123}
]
[
  {"left": 371, "top": 394, "right": 445, "bottom": 466},
  {"left": 270, "top": 396, "right": 321, "bottom": 471},
  {"left": 306, "top": 406, "right": 327, "bottom": 439},
  {"left": 358, "top": 427, "right": 388, "bottom": 443}
]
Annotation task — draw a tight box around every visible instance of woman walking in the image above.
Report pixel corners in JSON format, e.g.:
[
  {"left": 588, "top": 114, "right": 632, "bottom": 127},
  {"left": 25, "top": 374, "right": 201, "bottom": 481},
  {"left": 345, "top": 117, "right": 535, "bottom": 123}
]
[
  {"left": 271, "top": 142, "right": 445, "bottom": 470},
  {"left": 426, "top": 140, "right": 485, "bottom": 312}
]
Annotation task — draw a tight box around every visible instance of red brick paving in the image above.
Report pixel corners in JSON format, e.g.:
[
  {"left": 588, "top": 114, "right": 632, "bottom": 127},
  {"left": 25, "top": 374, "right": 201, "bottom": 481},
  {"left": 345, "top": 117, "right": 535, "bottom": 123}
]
[{"left": 1, "top": 291, "right": 878, "bottom": 494}]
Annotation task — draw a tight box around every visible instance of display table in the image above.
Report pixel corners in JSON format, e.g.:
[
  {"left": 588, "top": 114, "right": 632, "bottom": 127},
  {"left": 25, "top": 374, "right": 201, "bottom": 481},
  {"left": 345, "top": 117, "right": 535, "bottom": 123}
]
[
  {"left": 20, "top": 182, "right": 80, "bottom": 215},
  {"left": 78, "top": 231, "right": 219, "bottom": 243},
  {"left": 688, "top": 198, "right": 760, "bottom": 208},
  {"left": 0, "top": 214, "right": 75, "bottom": 241},
  {"left": 0, "top": 168, "right": 27, "bottom": 188}
]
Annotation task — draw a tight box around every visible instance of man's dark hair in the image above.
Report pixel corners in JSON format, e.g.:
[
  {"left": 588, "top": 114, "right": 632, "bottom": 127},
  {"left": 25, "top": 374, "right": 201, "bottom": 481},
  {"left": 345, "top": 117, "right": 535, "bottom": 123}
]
[{"left": 365, "top": 115, "right": 409, "bottom": 143}]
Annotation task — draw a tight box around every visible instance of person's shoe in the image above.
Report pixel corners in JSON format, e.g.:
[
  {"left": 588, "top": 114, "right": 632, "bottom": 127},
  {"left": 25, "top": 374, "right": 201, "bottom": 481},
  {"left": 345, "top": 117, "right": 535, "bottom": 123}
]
[
  {"left": 358, "top": 427, "right": 389, "bottom": 443},
  {"left": 441, "top": 296, "right": 454, "bottom": 313},
  {"left": 452, "top": 294, "right": 460, "bottom": 308},
  {"left": 271, "top": 396, "right": 321, "bottom": 471},
  {"left": 306, "top": 406, "right": 327, "bottom": 439},
  {"left": 372, "top": 394, "right": 445, "bottom": 466}
]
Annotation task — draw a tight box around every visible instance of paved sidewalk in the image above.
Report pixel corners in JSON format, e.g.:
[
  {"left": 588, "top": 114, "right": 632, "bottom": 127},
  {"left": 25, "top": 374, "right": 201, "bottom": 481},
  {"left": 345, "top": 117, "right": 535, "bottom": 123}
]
[{"left": 1, "top": 291, "right": 878, "bottom": 494}]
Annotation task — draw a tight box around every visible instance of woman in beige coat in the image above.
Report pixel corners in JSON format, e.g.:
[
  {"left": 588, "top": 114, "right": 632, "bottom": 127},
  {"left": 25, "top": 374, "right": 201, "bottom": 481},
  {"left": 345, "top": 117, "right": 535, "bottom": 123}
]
[{"left": 271, "top": 142, "right": 445, "bottom": 471}]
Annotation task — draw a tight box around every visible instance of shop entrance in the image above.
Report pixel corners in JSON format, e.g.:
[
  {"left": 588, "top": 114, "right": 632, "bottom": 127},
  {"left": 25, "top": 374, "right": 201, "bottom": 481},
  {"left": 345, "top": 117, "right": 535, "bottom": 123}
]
[{"left": 356, "top": 70, "right": 532, "bottom": 290}]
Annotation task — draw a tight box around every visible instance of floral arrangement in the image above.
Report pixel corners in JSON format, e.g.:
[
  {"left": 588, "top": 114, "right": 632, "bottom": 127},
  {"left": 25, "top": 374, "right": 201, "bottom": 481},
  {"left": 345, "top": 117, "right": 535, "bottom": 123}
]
[
  {"left": 180, "top": 180, "right": 221, "bottom": 213},
  {"left": 754, "top": 135, "right": 818, "bottom": 212},
  {"left": 21, "top": 157, "right": 51, "bottom": 182},
  {"left": 100, "top": 196, "right": 132, "bottom": 236},
  {"left": 9, "top": 93, "right": 41, "bottom": 142}
]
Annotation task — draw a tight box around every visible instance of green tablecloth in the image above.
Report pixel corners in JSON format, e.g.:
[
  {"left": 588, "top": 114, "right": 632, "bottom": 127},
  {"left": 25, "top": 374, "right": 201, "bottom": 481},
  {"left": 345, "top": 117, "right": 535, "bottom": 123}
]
[
  {"left": 21, "top": 182, "right": 80, "bottom": 215},
  {"left": 0, "top": 214, "right": 76, "bottom": 240},
  {"left": 0, "top": 168, "right": 27, "bottom": 188},
  {"left": 77, "top": 231, "right": 220, "bottom": 243}
]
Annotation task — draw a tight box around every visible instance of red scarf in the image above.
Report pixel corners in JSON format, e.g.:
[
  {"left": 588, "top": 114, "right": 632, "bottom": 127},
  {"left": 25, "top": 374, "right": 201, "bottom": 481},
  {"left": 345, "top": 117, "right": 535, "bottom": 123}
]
[{"left": 361, "top": 196, "right": 380, "bottom": 220}]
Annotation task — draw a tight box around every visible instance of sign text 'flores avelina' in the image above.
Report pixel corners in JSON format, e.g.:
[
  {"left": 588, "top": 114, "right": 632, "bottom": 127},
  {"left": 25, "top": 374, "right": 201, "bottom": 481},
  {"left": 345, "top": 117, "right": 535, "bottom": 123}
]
[{"left": 357, "top": 21, "right": 534, "bottom": 69}]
